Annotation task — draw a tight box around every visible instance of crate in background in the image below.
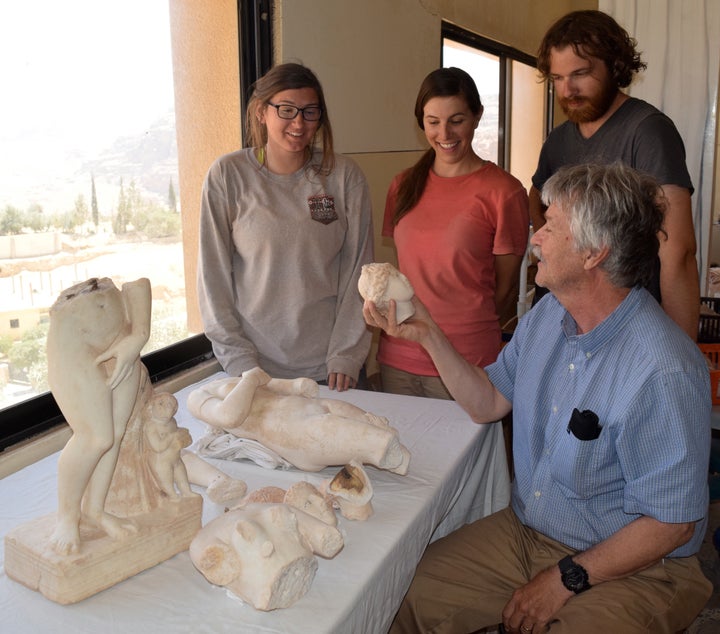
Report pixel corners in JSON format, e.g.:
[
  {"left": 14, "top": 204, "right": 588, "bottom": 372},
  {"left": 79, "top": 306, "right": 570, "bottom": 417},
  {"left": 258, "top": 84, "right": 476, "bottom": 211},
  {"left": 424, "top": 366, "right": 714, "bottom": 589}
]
[
  {"left": 699, "top": 298, "right": 720, "bottom": 343},
  {"left": 699, "top": 315, "right": 720, "bottom": 343},
  {"left": 702, "top": 296, "right": 720, "bottom": 313},
  {"left": 698, "top": 343, "right": 720, "bottom": 405}
]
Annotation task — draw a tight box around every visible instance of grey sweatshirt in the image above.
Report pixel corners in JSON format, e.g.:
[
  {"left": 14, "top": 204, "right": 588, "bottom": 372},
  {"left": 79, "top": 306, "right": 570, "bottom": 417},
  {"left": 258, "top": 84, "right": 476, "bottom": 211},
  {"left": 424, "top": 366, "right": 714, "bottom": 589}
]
[{"left": 198, "top": 148, "right": 373, "bottom": 381}]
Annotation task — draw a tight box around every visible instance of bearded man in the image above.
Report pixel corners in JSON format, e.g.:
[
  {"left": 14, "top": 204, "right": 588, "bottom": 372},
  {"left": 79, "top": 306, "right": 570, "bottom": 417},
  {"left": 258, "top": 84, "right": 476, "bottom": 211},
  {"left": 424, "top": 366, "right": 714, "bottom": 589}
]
[{"left": 529, "top": 10, "right": 699, "bottom": 340}]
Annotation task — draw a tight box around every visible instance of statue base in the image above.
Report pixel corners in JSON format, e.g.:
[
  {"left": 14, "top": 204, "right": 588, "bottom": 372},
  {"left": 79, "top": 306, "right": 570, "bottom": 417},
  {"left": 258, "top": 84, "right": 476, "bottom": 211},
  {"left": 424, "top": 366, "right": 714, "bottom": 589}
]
[{"left": 4, "top": 495, "right": 202, "bottom": 604}]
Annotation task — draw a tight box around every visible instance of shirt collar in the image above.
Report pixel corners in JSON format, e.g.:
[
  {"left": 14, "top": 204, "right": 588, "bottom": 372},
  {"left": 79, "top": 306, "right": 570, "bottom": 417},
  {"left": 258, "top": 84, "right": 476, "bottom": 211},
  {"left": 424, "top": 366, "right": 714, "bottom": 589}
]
[{"left": 561, "top": 286, "right": 647, "bottom": 355}]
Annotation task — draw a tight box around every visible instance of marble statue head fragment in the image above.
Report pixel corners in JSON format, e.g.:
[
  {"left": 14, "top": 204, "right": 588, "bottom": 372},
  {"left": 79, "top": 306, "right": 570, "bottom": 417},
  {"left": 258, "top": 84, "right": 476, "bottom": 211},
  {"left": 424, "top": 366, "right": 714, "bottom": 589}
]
[{"left": 358, "top": 262, "right": 415, "bottom": 323}]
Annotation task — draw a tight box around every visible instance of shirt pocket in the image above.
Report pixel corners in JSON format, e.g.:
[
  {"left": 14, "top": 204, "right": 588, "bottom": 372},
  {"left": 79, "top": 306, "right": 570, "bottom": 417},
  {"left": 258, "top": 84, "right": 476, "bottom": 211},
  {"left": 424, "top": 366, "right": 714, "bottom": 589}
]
[
  {"left": 549, "top": 429, "right": 622, "bottom": 499},
  {"left": 308, "top": 194, "right": 339, "bottom": 225}
]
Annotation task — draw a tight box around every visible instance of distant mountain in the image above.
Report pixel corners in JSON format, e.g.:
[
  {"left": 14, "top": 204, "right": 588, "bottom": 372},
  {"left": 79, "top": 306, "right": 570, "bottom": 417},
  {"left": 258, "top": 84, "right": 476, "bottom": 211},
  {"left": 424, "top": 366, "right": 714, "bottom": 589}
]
[{"left": 79, "top": 111, "right": 179, "bottom": 203}]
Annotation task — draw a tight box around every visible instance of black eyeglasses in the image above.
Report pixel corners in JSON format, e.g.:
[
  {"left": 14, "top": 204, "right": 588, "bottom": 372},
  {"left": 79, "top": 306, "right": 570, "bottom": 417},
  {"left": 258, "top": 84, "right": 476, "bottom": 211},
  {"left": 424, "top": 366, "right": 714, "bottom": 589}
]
[{"left": 267, "top": 102, "right": 323, "bottom": 122}]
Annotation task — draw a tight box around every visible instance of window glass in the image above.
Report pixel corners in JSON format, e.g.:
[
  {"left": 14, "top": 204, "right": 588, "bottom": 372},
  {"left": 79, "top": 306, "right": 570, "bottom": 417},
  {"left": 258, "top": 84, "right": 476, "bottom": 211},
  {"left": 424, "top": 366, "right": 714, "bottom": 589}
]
[
  {"left": 443, "top": 40, "right": 500, "bottom": 163},
  {"left": 0, "top": 1, "right": 190, "bottom": 410},
  {"left": 442, "top": 30, "right": 548, "bottom": 192}
]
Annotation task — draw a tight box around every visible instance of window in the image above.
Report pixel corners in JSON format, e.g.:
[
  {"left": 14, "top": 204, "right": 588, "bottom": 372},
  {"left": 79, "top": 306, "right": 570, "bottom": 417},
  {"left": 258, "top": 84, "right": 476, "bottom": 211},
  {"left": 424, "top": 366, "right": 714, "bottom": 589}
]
[
  {"left": 442, "top": 22, "right": 552, "bottom": 191},
  {"left": 0, "top": 1, "right": 274, "bottom": 451},
  {"left": 0, "top": 2, "right": 190, "bottom": 416}
]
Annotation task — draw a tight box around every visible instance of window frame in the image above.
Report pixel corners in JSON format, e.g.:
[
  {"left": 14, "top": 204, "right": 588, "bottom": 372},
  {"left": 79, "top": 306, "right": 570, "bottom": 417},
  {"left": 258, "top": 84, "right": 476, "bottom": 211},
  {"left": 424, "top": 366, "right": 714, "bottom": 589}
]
[
  {"left": 0, "top": 2, "right": 273, "bottom": 454},
  {"left": 238, "top": 0, "right": 274, "bottom": 129},
  {"left": 0, "top": 334, "right": 215, "bottom": 452}
]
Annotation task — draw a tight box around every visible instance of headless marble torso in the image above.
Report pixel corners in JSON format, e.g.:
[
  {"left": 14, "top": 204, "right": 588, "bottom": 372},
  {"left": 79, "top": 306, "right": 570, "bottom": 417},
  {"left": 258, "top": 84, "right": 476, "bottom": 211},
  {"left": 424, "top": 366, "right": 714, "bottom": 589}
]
[
  {"left": 187, "top": 369, "right": 410, "bottom": 474},
  {"left": 189, "top": 502, "right": 343, "bottom": 610}
]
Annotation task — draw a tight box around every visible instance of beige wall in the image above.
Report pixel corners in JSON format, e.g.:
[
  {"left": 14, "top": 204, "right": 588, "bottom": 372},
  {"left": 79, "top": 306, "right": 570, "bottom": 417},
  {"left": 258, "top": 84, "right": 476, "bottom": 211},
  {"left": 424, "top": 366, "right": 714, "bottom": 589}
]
[
  {"left": 440, "top": 0, "right": 592, "bottom": 54},
  {"left": 276, "top": 0, "right": 594, "bottom": 155},
  {"left": 170, "top": 0, "right": 597, "bottom": 330},
  {"left": 0, "top": 307, "right": 45, "bottom": 341},
  {"left": 170, "top": 0, "right": 242, "bottom": 333},
  {"left": 277, "top": 0, "right": 437, "bottom": 154}
]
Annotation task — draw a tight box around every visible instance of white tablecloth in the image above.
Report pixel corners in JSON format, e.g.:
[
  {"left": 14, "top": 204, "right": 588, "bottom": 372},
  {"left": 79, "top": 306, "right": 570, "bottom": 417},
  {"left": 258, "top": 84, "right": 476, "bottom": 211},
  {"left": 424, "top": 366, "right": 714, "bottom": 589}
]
[{"left": 1, "top": 375, "right": 511, "bottom": 633}]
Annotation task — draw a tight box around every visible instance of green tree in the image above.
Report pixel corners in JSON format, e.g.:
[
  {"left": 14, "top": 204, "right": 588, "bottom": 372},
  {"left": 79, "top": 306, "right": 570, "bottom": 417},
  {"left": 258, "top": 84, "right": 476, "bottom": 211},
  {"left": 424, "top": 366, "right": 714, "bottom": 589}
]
[
  {"left": 114, "top": 178, "right": 128, "bottom": 234},
  {"left": 0, "top": 333, "right": 13, "bottom": 356},
  {"left": 7, "top": 323, "right": 48, "bottom": 390},
  {"left": 168, "top": 179, "right": 178, "bottom": 213},
  {"left": 73, "top": 193, "right": 89, "bottom": 228},
  {"left": 91, "top": 174, "right": 99, "bottom": 227},
  {"left": 0, "top": 205, "right": 24, "bottom": 235},
  {"left": 51, "top": 210, "right": 75, "bottom": 232},
  {"left": 126, "top": 179, "right": 142, "bottom": 228},
  {"left": 133, "top": 204, "right": 181, "bottom": 238},
  {"left": 24, "top": 203, "right": 48, "bottom": 232}
]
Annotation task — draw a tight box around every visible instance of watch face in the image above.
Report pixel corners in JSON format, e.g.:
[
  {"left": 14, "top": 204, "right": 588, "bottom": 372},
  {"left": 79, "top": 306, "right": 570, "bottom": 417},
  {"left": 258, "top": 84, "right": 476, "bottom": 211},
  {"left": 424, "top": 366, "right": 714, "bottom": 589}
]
[
  {"left": 562, "top": 566, "right": 586, "bottom": 591},
  {"left": 559, "top": 556, "right": 590, "bottom": 593}
]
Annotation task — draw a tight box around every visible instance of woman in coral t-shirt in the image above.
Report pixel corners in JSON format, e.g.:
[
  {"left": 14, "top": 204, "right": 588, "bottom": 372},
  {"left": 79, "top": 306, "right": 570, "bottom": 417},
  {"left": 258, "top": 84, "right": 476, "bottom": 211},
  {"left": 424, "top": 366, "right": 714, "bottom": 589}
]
[{"left": 377, "top": 67, "right": 529, "bottom": 398}]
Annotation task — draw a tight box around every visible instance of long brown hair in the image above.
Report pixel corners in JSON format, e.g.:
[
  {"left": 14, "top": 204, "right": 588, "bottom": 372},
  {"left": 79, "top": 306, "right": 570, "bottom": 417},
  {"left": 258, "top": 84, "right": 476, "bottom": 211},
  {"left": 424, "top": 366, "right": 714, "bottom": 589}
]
[
  {"left": 245, "top": 62, "right": 335, "bottom": 174},
  {"left": 392, "top": 67, "right": 483, "bottom": 225}
]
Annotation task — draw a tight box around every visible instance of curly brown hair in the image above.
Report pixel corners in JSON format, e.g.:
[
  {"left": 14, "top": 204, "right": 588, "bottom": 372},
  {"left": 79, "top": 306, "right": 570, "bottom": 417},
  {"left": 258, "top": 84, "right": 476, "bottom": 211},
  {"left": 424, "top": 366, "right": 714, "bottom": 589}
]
[{"left": 537, "top": 10, "right": 646, "bottom": 88}]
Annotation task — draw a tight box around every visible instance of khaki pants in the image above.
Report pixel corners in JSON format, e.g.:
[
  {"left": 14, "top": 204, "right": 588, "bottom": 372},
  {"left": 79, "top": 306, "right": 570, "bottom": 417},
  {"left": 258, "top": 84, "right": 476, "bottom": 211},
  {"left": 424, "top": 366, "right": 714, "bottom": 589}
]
[
  {"left": 390, "top": 507, "right": 712, "bottom": 634},
  {"left": 380, "top": 365, "right": 453, "bottom": 400}
]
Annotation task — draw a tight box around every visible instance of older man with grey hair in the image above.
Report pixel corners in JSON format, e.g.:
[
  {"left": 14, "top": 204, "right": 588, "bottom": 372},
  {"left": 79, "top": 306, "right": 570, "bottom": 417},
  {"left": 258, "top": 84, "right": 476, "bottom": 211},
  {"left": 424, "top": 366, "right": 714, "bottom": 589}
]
[{"left": 364, "top": 162, "right": 712, "bottom": 633}]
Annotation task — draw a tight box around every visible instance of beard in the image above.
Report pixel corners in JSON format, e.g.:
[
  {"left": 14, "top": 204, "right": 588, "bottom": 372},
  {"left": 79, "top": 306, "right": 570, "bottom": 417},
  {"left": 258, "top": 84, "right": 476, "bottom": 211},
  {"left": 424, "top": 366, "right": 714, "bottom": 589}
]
[{"left": 559, "top": 82, "right": 618, "bottom": 124}]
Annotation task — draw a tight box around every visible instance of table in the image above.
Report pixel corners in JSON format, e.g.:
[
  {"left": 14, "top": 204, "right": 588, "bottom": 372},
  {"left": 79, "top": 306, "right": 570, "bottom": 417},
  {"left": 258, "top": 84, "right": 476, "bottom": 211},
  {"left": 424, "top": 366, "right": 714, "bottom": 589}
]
[{"left": 1, "top": 374, "right": 511, "bottom": 633}]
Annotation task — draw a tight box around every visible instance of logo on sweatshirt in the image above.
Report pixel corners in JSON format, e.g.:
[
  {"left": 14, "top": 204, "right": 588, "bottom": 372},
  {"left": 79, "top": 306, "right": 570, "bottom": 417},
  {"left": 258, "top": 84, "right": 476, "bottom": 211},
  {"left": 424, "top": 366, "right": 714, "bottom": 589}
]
[{"left": 308, "top": 194, "right": 338, "bottom": 225}]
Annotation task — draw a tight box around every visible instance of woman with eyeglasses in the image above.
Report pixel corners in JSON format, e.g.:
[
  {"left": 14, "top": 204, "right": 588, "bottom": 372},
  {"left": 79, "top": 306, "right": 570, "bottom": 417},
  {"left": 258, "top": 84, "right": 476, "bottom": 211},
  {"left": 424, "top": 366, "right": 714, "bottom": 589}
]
[
  {"left": 376, "top": 67, "right": 529, "bottom": 399},
  {"left": 198, "top": 63, "right": 373, "bottom": 391}
]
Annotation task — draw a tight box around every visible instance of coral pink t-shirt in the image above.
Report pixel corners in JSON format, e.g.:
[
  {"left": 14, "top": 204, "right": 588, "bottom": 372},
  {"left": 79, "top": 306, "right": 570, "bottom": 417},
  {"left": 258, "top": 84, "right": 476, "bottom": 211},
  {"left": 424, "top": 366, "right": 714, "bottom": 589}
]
[{"left": 378, "top": 162, "right": 529, "bottom": 375}]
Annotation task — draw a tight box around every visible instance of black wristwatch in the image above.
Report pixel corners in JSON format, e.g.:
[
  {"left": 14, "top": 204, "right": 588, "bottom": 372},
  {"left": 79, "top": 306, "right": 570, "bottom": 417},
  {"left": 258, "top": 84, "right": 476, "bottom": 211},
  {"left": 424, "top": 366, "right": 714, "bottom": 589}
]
[{"left": 558, "top": 555, "right": 591, "bottom": 594}]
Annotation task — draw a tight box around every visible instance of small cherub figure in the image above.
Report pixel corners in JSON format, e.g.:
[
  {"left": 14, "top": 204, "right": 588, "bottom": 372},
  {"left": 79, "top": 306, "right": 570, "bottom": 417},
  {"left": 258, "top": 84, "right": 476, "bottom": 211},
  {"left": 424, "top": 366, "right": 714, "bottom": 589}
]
[
  {"left": 143, "top": 392, "right": 197, "bottom": 500},
  {"left": 358, "top": 262, "right": 415, "bottom": 324}
]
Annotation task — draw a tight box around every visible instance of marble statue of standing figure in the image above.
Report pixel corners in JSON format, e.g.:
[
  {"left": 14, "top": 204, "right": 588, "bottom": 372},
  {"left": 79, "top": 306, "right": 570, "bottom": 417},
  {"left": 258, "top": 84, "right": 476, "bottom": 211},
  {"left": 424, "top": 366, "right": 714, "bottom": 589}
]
[{"left": 47, "top": 277, "right": 151, "bottom": 555}]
